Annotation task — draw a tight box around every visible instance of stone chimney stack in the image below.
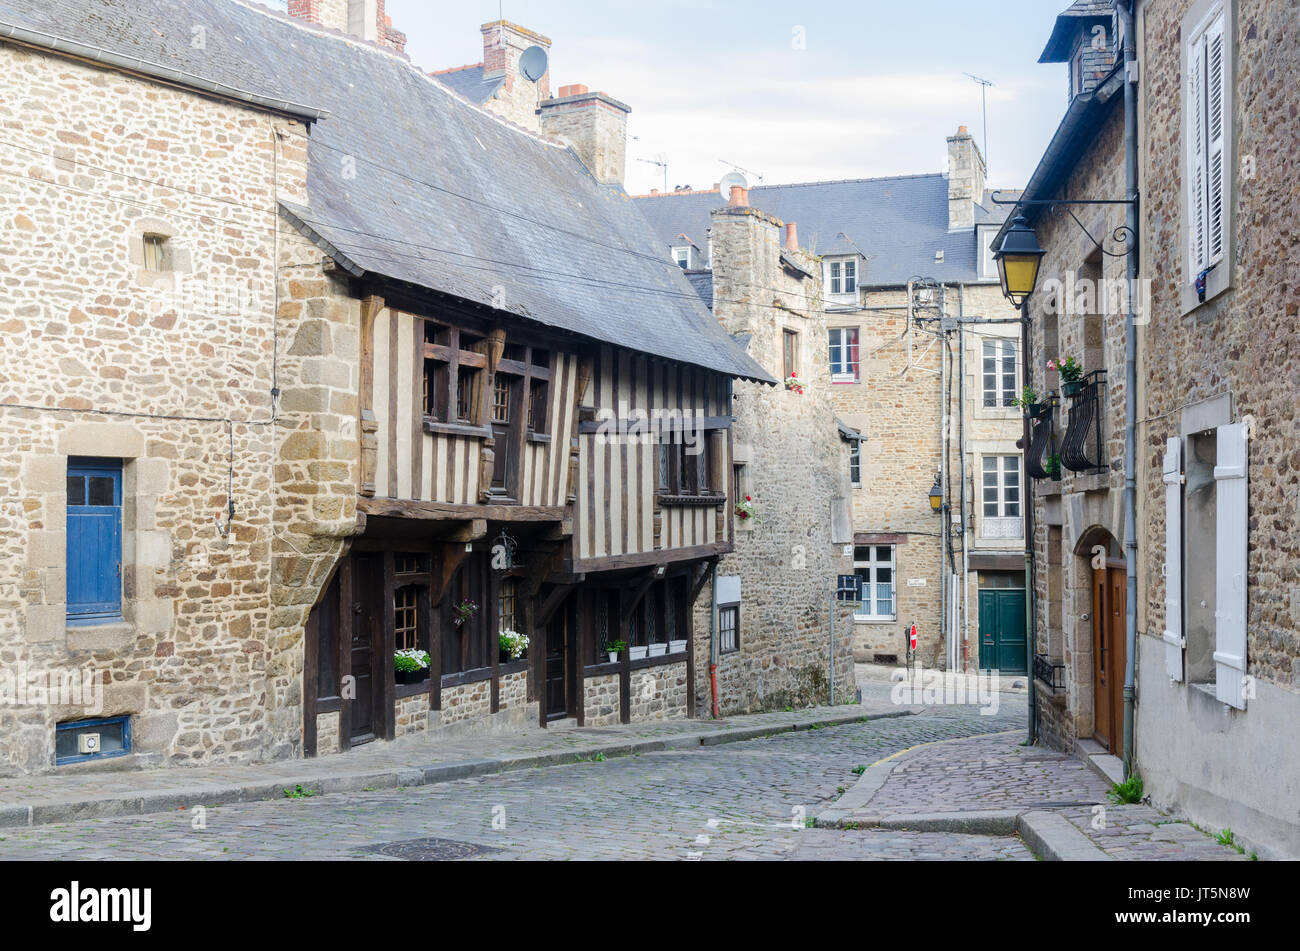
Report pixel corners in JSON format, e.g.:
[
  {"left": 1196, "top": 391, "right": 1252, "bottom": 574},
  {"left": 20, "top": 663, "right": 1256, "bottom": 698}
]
[
  {"left": 538, "top": 84, "right": 631, "bottom": 187},
  {"left": 946, "top": 125, "right": 987, "bottom": 231},
  {"left": 287, "top": 0, "right": 406, "bottom": 53},
  {"left": 479, "top": 21, "right": 552, "bottom": 132}
]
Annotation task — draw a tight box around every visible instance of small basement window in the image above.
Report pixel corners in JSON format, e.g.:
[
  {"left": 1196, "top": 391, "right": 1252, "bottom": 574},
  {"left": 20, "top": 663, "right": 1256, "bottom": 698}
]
[{"left": 55, "top": 716, "right": 131, "bottom": 765}]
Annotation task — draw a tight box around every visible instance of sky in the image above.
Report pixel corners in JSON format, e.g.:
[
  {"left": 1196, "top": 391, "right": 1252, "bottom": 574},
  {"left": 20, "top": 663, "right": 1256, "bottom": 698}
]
[{"left": 271, "top": 0, "right": 1074, "bottom": 196}]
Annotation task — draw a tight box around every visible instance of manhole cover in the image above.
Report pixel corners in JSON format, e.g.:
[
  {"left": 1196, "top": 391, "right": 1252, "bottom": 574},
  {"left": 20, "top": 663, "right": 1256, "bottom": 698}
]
[{"left": 357, "top": 836, "right": 504, "bottom": 861}]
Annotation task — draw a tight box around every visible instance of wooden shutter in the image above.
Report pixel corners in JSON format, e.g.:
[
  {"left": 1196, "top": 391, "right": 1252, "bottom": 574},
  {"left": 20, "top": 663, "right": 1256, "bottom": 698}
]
[
  {"left": 1213, "top": 422, "right": 1248, "bottom": 709},
  {"left": 1204, "top": 13, "right": 1228, "bottom": 265},
  {"left": 1162, "top": 438, "right": 1185, "bottom": 681},
  {"left": 1186, "top": 32, "right": 1208, "bottom": 274}
]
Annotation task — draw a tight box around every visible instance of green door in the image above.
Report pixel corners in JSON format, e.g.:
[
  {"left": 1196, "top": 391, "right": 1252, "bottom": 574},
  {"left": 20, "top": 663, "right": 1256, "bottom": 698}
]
[{"left": 978, "top": 589, "right": 1027, "bottom": 674}]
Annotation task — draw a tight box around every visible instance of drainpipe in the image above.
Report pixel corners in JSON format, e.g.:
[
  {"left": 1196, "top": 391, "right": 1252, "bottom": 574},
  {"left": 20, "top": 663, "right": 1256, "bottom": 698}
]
[
  {"left": 1021, "top": 299, "right": 1037, "bottom": 744},
  {"left": 1118, "top": 0, "right": 1140, "bottom": 779},
  {"left": 939, "top": 285, "right": 948, "bottom": 670},
  {"left": 709, "top": 564, "right": 720, "bottom": 719},
  {"left": 958, "top": 285, "right": 969, "bottom": 672}
]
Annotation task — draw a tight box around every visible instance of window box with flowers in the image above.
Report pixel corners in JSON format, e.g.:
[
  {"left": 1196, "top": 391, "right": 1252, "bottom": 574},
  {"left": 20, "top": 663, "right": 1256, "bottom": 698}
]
[
  {"left": 499, "top": 629, "right": 529, "bottom": 664},
  {"left": 734, "top": 494, "right": 756, "bottom": 523},
  {"left": 394, "top": 648, "right": 430, "bottom": 685},
  {"left": 784, "top": 372, "right": 805, "bottom": 395}
]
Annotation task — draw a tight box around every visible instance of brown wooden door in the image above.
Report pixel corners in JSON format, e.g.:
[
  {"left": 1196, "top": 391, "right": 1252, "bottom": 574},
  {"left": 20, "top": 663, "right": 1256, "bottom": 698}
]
[
  {"left": 1092, "top": 561, "right": 1127, "bottom": 755},
  {"left": 545, "top": 610, "right": 568, "bottom": 720},
  {"left": 351, "top": 555, "right": 379, "bottom": 742}
]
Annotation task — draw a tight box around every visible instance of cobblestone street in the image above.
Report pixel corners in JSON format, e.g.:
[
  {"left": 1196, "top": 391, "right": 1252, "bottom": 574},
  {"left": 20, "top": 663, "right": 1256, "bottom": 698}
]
[{"left": 0, "top": 699, "right": 1030, "bottom": 861}]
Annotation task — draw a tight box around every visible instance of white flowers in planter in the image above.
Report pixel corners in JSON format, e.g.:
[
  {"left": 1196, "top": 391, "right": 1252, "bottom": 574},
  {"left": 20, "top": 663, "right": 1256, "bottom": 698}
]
[
  {"left": 394, "top": 648, "right": 430, "bottom": 673},
  {"left": 499, "top": 629, "right": 529, "bottom": 661}
]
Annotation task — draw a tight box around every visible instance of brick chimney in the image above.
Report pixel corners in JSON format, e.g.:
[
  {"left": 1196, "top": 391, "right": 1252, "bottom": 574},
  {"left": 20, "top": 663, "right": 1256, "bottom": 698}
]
[
  {"left": 946, "top": 125, "right": 986, "bottom": 231},
  {"left": 784, "top": 222, "right": 798, "bottom": 251},
  {"left": 479, "top": 21, "right": 552, "bottom": 132},
  {"left": 538, "top": 85, "right": 631, "bottom": 187},
  {"left": 287, "top": 0, "right": 406, "bottom": 53}
]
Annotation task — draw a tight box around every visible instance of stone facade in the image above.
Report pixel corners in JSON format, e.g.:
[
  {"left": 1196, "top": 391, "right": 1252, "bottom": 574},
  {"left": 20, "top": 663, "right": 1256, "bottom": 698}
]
[
  {"left": 0, "top": 41, "right": 311, "bottom": 774},
  {"left": 629, "top": 662, "right": 688, "bottom": 721},
  {"left": 537, "top": 87, "right": 630, "bottom": 187},
  {"left": 691, "top": 196, "right": 857, "bottom": 715},
  {"left": 583, "top": 673, "right": 620, "bottom": 726}
]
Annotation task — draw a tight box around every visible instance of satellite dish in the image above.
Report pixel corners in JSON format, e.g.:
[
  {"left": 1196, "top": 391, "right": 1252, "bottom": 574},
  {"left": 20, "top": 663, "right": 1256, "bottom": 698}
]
[
  {"left": 718, "top": 170, "right": 748, "bottom": 200},
  {"left": 520, "top": 45, "right": 549, "bottom": 83}
]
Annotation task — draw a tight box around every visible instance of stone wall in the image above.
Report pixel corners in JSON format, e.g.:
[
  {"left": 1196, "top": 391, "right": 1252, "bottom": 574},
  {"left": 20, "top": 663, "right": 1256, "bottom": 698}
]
[
  {"left": 395, "top": 692, "right": 430, "bottom": 737},
  {"left": 0, "top": 44, "right": 310, "bottom": 774},
  {"left": 629, "top": 662, "right": 688, "bottom": 721},
  {"left": 439, "top": 679, "right": 492, "bottom": 725},
  {"left": 583, "top": 673, "right": 620, "bottom": 726},
  {"left": 692, "top": 200, "right": 856, "bottom": 715}
]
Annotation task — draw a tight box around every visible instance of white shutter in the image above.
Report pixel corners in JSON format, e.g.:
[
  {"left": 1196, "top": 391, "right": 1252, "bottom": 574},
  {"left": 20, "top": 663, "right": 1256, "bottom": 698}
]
[
  {"left": 1204, "top": 13, "right": 1228, "bottom": 265},
  {"left": 1162, "top": 438, "right": 1185, "bottom": 681},
  {"left": 1213, "top": 422, "right": 1248, "bottom": 709},
  {"left": 1186, "top": 33, "right": 1208, "bottom": 274}
]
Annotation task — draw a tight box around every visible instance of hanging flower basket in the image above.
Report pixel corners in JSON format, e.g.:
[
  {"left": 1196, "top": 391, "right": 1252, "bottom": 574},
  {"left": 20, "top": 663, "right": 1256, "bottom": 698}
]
[
  {"left": 452, "top": 599, "right": 478, "bottom": 628},
  {"left": 784, "top": 372, "right": 805, "bottom": 394},
  {"left": 734, "top": 495, "right": 756, "bottom": 521}
]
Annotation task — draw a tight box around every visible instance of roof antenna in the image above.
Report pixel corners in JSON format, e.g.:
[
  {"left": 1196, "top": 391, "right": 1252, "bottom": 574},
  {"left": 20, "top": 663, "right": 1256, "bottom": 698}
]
[
  {"left": 719, "top": 159, "right": 764, "bottom": 184},
  {"left": 637, "top": 155, "right": 668, "bottom": 193},
  {"left": 963, "top": 73, "right": 994, "bottom": 169}
]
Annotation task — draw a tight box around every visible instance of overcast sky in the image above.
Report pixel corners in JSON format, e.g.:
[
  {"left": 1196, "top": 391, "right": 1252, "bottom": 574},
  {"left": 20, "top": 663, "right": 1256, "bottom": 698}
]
[{"left": 274, "top": 0, "right": 1074, "bottom": 196}]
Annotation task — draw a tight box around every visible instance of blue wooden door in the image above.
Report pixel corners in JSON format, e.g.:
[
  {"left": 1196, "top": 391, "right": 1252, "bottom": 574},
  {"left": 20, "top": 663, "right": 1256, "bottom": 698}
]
[{"left": 66, "top": 460, "right": 122, "bottom": 621}]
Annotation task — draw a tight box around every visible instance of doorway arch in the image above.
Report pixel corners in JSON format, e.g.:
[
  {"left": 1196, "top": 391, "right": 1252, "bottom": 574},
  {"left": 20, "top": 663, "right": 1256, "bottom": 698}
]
[{"left": 1074, "top": 526, "right": 1125, "bottom": 755}]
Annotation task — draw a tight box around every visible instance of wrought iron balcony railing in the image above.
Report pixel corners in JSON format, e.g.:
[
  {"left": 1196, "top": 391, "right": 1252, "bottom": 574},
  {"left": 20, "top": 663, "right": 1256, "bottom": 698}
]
[
  {"left": 1060, "top": 370, "right": 1107, "bottom": 474},
  {"left": 1034, "top": 653, "right": 1066, "bottom": 691},
  {"left": 1025, "top": 397, "right": 1059, "bottom": 481}
]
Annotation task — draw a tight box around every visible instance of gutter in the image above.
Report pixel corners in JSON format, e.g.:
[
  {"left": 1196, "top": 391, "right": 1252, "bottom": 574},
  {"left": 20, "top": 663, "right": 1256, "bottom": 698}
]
[{"left": 0, "top": 21, "right": 326, "bottom": 122}]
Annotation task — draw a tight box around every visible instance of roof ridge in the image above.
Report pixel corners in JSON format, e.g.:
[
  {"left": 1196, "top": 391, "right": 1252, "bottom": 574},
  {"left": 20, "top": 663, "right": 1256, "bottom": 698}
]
[
  {"left": 431, "top": 62, "right": 485, "bottom": 75},
  {"left": 631, "top": 171, "right": 946, "bottom": 199}
]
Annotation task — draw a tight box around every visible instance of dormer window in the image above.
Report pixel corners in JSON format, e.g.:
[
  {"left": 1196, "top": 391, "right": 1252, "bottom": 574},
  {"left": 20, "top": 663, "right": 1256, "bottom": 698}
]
[
  {"left": 826, "top": 257, "right": 857, "bottom": 296},
  {"left": 672, "top": 246, "right": 695, "bottom": 269}
]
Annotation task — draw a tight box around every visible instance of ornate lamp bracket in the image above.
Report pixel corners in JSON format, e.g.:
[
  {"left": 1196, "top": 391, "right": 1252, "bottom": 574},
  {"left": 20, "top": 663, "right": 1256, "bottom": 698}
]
[{"left": 989, "top": 191, "right": 1138, "bottom": 258}]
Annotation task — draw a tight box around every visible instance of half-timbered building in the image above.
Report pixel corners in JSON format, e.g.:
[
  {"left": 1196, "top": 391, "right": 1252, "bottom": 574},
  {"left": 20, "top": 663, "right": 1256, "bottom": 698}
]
[{"left": 0, "top": 0, "right": 770, "bottom": 773}]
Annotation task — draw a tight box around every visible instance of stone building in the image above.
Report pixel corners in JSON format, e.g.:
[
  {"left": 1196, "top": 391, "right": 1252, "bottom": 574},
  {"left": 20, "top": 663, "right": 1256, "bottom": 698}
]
[
  {"left": 430, "top": 20, "right": 554, "bottom": 134},
  {"left": 673, "top": 189, "right": 858, "bottom": 715},
  {"left": 1011, "top": 0, "right": 1300, "bottom": 859},
  {"left": 0, "top": 0, "right": 771, "bottom": 774},
  {"left": 637, "top": 132, "right": 1026, "bottom": 675}
]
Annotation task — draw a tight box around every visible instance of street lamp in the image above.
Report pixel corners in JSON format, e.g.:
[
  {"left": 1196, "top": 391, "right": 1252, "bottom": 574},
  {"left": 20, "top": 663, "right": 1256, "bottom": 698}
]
[
  {"left": 928, "top": 475, "right": 944, "bottom": 513},
  {"left": 993, "top": 215, "right": 1046, "bottom": 307}
]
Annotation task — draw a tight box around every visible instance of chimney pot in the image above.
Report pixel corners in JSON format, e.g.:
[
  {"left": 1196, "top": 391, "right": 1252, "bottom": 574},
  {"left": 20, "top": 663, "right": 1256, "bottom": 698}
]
[
  {"left": 729, "top": 185, "right": 749, "bottom": 208},
  {"left": 958, "top": 125, "right": 968, "bottom": 134},
  {"left": 559, "top": 84, "right": 589, "bottom": 98},
  {"left": 784, "top": 222, "right": 798, "bottom": 251}
]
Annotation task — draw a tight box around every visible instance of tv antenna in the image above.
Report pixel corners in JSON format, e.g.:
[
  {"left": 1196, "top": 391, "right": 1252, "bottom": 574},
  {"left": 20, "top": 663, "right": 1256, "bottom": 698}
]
[
  {"left": 637, "top": 155, "right": 668, "bottom": 193},
  {"left": 963, "top": 73, "right": 995, "bottom": 168},
  {"left": 719, "top": 159, "right": 764, "bottom": 184}
]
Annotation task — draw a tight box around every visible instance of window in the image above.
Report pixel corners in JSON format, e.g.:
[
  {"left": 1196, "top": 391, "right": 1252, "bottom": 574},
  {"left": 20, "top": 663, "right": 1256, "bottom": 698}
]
[
  {"left": 657, "top": 432, "right": 715, "bottom": 497},
  {"left": 492, "top": 375, "right": 511, "bottom": 423},
  {"left": 528, "top": 378, "right": 550, "bottom": 433},
  {"left": 827, "top": 258, "right": 857, "bottom": 295},
  {"left": 673, "top": 247, "right": 692, "bottom": 269},
  {"left": 66, "top": 458, "right": 123, "bottom": 624},
  {"left": 394, "top": 585, "right": 421, "bottom": 651},
  {"left": 719, "top": 605, "right": 739, "bottom": 653},
  {"left": 853, "top": 546, "right": 895, "bottom": 621},
  {"left": 849, "top": 440, "right": 862, "bottom": 488},
  {"left": 828, "top": 327, "right": 861, "bottom": 382},
  {"left": 142, "top": 234, "right": 166, "bottom": 272},
  {"left": 1185, "top": 3, "right": 1230, "bottom": 282},
  {"left": 782, "top": 329, "right": 799, "bottom": 381},
  {"left": 56, "top": 716, "right": 131, "bottom": 766},
  {"left": 982, "top": 339, "right": 1018, "bottom": 408},
  {"left": 981, "top": 456, "right": 1023, "bottom": 538},
  {"left": 422, "top": 323, "right": 486, "bottom": 425},
  {"left": 498, "top": 577, "right": 518, "bottom": 633}
]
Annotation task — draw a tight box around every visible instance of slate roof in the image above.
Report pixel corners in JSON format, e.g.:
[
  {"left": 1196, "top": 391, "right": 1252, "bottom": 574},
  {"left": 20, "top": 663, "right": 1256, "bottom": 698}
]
[
  {"left": 0, "top": 0, "right": 771, "bottom": 383},
  {"left": 432, "top": 64, "right": 504, "bottom": 105},
  {"left": 635, "top": 175, "right": 1012, "bottom": 289},
  {"left": 1040, "top": 0, "right": 1115, "bottom": 62}
]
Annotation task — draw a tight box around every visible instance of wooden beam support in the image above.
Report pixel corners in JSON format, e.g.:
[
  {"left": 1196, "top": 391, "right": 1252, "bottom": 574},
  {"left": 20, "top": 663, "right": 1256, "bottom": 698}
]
[
  {"left": 358, "top": 496, "right": 566, "bottom": 524},
  {"left": 448, "top": 519, "right": 488, "bottom": 543}
]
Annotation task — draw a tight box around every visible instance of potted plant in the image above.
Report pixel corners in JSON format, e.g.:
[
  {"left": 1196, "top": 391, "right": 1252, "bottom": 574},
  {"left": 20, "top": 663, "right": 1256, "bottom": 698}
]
[
  {"left": 734, "top": 494, "right": 756, "bottom": 522},
  {"left": 1049, "top": 356, "right": 1085, "bottom": 397},
  {"left": 1047, "top": 453, "right": 1063, "bottom": 481},
  {"left": 606, "top": 639, "right": 627, "bottom": 664},
  {"left": 499, "top": 629, "right": 529, "bottom": 663},
  {"left": 394, "top": 648, "right": 430, "bottom": 685},
  {"left": 452, "top": 599, "right": 478, "bottom": 628},
  {"left": 1011, "top": 385, "right": 1043, "bottom": 416},
  {"left": 784, "top": 371, "right": 805, "bottom": 395}
]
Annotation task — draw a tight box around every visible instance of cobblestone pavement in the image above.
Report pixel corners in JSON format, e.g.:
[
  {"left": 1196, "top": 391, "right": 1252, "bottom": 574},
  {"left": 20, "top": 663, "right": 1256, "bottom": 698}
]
[
  {"left": 1059, "top": 805, "right": 1252, "bottom": 861},
  {"left": 845, "top": 730, "right": 1246, "bottom": 861},
  {"left": 0, "top": 701, "right": 1028, "bottom": 860}
]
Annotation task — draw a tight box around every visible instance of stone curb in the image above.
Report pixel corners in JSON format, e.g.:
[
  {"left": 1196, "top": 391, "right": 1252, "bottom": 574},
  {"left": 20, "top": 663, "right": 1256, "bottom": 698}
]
[
  {"left": 0, "top": 707, "right": 910, "bottom": 829},
  {"left": 1016, "top": 810, "right": 1112, "bottom": 861}
]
